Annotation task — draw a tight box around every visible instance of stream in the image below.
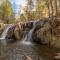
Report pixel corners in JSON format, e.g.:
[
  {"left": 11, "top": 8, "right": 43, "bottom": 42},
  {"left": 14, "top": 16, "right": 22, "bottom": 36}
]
[
  {"left": 0, "top": 20, "right": 60, "bottom": 60},
  {"left": 0, "top": 40, "right": 60, "bottom": 60}
]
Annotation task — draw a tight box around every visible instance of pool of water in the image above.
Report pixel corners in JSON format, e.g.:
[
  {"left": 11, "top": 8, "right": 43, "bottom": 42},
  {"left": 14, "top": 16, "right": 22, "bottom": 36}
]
[{"left": 0, "top": 40, "right": 60, "bottom": 60}]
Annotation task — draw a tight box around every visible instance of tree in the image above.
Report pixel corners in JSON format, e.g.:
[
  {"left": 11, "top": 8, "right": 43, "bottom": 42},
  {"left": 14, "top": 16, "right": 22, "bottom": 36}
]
[
  {"left": 27, "top": 0, "right": 34, "bottom": 11},
  {"left": 0, "top": 0, "right": 14, "bottom": 23},
  {"left": 36, "top": 0, "right": 49, "bottom": 19},
  {"left": 50, "top": 0, "right": 54, "bottom": 18},
  {"left": 55, "top": 0, "right": 57, "bottom": 16},
  {"left": 19, "top": 0, "right": 60, "bottom": 21},
  {"left": 44, "top": 0, "right": 50, "bottom": 17},
  {"left": 19, "top": 0, "right": 34, "bottom": 22}
]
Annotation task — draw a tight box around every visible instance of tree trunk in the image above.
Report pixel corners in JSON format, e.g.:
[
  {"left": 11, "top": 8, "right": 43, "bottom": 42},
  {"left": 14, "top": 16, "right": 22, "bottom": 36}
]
[
  {"left": 47, "top": 0, "right": 50, "bottom": 18},
  {"left": 55, "top": 0, "right": 58, "bottom": 17},
  {"left": 50, "top": 0, "right": 53, "bottom": 18}
]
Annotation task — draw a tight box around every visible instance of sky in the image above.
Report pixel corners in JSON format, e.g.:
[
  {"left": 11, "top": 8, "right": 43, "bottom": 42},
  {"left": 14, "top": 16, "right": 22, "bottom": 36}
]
[{"left": 10, "top": 0, "right": 26, "bottom": 14}]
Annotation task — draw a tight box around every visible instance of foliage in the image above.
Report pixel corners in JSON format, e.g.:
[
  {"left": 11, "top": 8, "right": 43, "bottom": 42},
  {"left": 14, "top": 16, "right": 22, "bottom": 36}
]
[
  {"left": 0, "top": 0, "right": 15, "bottom": 23},
  {"left": 19, "top": 0, "right": 50, "bottom": 22}
]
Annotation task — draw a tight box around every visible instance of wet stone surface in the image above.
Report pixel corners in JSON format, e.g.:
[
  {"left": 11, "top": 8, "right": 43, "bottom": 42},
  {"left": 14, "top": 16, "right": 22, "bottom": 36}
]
[{"left": 0, "top": 40, "right": 60, "bottom": 60}]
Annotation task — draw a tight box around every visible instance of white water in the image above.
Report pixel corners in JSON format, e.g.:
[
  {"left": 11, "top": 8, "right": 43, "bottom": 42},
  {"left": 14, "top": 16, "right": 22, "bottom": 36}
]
[
  {"left": 21, "top": 21, "right": 37, "bottom": 45},
  {"left": 0, "top": 24, "right": 14, "bottom": 45}
]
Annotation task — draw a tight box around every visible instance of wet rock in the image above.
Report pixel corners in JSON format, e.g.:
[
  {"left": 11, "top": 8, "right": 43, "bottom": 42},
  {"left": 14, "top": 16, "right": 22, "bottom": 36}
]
[
  {"left": 21, "top": 22, "right": 33, "bottom": 31},
  {"left": 35, "top": 21, "right": 51, "bottom": 44}
]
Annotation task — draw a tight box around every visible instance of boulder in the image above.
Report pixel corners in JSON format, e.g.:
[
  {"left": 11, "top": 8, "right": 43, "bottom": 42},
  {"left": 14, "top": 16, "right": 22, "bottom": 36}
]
[
  {"left": 0, "top": 23, "right": 6, "bottom": 35},
  {"left": 34, "top": 18, "right": 60, "bottom": 48},
  {"left": 50, "top": 26, "right": 60, "bottom": 48},
  {"left": 34, "top": 21, "right": 51, "bottom": 44},
  {"left": 0, "top": 23, "right": 5, "bottom": 31},
  {"left": 49, "top": 18, "right": 60, "bottom": 48},
  {"left": 14, "top": 24, "right": 23, "bottom": 40},
  {"left": 21, "top": 21, "right": 33, "bottom": 31}
]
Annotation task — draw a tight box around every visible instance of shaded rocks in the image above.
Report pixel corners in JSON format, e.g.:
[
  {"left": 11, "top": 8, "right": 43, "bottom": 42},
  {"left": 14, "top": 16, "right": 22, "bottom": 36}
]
[
  {"left": 35, "top": 21, "right": 51, "bottom": 44},
  {"left": 50, "top": 18, "right": 60, "bottom": 48},
  {"left": 1, "top": 17, "right": 60, "bottom": 48},
  {"left": 33, "top": 17, "right": 60, "bottom": 48},
  {"left": 21, "top": 21, "right": 33, "bottom": 31},
  {"left": 5, "top": 24, "right": 16, "bottom": 40},
  {"left": 50, "top": 26, "right": 60, "bottom": 48}
]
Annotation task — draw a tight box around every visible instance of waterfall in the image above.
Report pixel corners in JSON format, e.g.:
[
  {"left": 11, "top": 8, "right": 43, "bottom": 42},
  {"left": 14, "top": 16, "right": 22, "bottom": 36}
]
[
  {"left": 27, "top": 21, "right": 36, "bottom": 41},
  {"left": 21, "top": 21, "right": 37, "bottom": 45},
  {"left": 0, "top": 24, "right": 15, "bottom": 45}
]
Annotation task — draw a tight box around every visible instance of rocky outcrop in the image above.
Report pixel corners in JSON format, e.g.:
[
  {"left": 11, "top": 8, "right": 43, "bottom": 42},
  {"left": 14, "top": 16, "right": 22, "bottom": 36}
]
[
  {"left": 50, "top": 18, "right": 60, "bottom": 48},
  {"left": 34, "top": 18, "right": 60, "bottom": 48},
  {"left": 1, "top": 17, "right": 60, "bottom": 48},
  {"left": 21, "top": 21, "right": 33, "bottom": 31},
  {"left": 34, "top": 20, "right": 51, "bottom": 44},
  {"left": 9, "top": 18, "right": 60, "bottom": 48},
  {"left": 0, "top": 23, "right": 6, "bottom": 35},
  {"left": 14, "top": 24, "right": 21, "bottom": 40}
]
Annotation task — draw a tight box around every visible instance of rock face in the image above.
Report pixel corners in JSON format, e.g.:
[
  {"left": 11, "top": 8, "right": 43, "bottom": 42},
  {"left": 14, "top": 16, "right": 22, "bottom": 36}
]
[
  {"left": 21, "top": 22, "right": 33, "bottom": 31},
  {"left": 14, "top": 24, "right": 23, "bottom": 40},
  {"left": 0, "top": 23, "right": 6, "bottom": 35},
  {"left": 50, "top": 18, "right": 60, "bottom": 48},
  {"left": 34, "top": 20, "right": 51, "bottom": 44},
  {"left": 34, "top": 18, "right": 60, "bottom": 48},
  {"left": 13, "top": 18, "right": 60, "bottom": 48},
  {"left": 1, "top": 17, "right": 60, "bottom": 48}
]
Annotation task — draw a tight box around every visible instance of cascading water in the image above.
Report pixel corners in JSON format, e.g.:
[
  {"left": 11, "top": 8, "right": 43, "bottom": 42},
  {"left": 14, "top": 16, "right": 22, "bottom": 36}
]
[
  {"left": 0, "top": 24, "right": 15, "bottom": 45},
  {"left": 21, "top": 21, "right": 37, "bottom": 45}
]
